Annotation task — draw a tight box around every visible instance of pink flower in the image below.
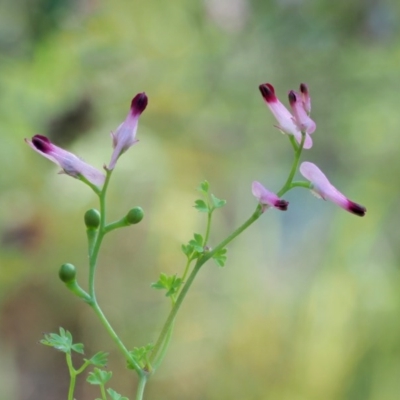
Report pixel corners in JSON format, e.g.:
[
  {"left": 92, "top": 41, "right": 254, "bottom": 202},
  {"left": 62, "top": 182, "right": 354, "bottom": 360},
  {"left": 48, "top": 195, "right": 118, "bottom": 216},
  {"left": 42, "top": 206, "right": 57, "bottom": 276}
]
[
  {"left": 252, "top": 181, "right": 289, "bottom": 212},
  {"left": 288, "top": 90, "right": 316, "bottom": 134},
  {"left": 25, "top": 135, "right": 105, "bottom": 187},
  {"left": 259, "top": 83, "right": 314, "bottom": 149},
  {"left": 299, "top": 83, "right": 311, "bottom": 114},
  {"left": 108, "top": 93, "right": 148, "bottom": 170},
  {"left": 299, "top": 162, "right": 366, "bottom": 217}
]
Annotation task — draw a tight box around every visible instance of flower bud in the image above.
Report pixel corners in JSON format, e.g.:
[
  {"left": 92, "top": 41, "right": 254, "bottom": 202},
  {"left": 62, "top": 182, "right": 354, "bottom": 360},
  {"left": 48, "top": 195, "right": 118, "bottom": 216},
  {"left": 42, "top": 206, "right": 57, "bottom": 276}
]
[
  {"left": 125, "top": 207, "right": 144, "bottom": 225},
  {"left": 300, "top": 162, "right": 366, "bottom": 216},
  {"left": 25, "top": 135, "right": 105, "bottom": 187},
  {"left": 108, "top": 93, "right": 148, "bottom": 170},
  {"left": 252, "top": 181, "right": 289, "bottom": 212},
  {"left": 84, "top": 208, "right": 101, "bottom": 229},
  {"left": 59, "top": 263, "right": 77, "bottom": 283}
]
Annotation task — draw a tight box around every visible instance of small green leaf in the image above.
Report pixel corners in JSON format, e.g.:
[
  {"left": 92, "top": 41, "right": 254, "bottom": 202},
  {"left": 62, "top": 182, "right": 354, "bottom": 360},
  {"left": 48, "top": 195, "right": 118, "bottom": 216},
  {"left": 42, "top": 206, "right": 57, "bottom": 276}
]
[
  {"left": 40, "top": 327, "right": 77, "bottom": 354},
  {"left": 188, "top": 242, "right": 203, "bottom": 253},
  {"left": 210, "top": 194, "right": 227, "bottom": 209},
  {"left": 151, "top": 274, "right": 182, "bottom": 297},
  {"left": 150, "top": 272, "right": 168, "bottom": 289},
  {"left": 87, "top": 351, "right": 109, "bottom": 367},
  {"left": 213, "top": 257, "right": 226, "bottom": 267},
  {"left": 197, "top": 180, "right": 209, "bottom": 194},
  {"left": 151, "top": 281, "right": 165, "bottom": 290},
  {"left": 127, "top": 343, "right": 154, "bottom": 369},
  {"left": 212, "top": 248, "right": 228, "bottom": 267},
  {"left": 194, "top": 199, "right": 209, "bottom": 213},
  {"left": 87, "top": 368, "right": 112, "bottom": 385},
  {"left": 181, "top": 244, "right": 193, "bottom": 257},
  {"left": 107, "top": 388, "right": 129, "bottom": 400},
  {"left": 166, "top": 276, "right": 182, "bottom": 297},
  {"left": 151, "top": 272, "right": 169, "bottom": 290},
  {"left": 71, "top": 343, "right": 84, "bottom": 354},
  {"left": 189, "top": 233, "right": 204, "bottom": 253}
]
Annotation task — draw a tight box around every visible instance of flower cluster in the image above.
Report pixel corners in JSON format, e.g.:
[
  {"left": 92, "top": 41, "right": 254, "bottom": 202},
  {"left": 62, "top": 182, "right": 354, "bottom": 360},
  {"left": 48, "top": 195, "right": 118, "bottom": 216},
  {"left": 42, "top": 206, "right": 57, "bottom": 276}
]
[
  {"left": 25, "top": 93, "right": 148, "bottom": 188},
  {"left": 259, "top": 82, "right": 315, "bottom": 149},
  {"left": 25, "top": 85, "right": 365, "bottom": 217},
  {"left": 253, "top": 83, "right": 366, "bottom": 217}
]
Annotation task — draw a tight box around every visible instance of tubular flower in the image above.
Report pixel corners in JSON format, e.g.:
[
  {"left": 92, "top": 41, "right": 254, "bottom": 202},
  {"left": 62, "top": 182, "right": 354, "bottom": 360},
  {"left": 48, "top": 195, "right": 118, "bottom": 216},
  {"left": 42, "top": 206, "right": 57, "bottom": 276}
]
[
  {"left": 299, "top": 83, "right": 311, "bottom": 115},
  {"left": 108, "top": 92, "right": 148, "bottom": 170},
  {"left": 299, "top": 162, "right": 366, "bottom": 217},
  {"left": 258, "top": 83, "right": 313, "bottom": 149},
  {"left": 288, "top": 90, "right": 316, "bottom": 134},
  {"left": 25, "top": 135, "right": 106, "bottom": 187},
  {"left": 252, "top": 181, "right": 289, "bottom": 212}
]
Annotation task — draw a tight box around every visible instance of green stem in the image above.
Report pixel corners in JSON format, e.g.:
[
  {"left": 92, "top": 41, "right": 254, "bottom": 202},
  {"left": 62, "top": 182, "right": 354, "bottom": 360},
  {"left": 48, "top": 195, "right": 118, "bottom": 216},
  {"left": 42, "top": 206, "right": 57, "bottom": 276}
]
[
  {"left": 149, "top": 205, "right": 263, "bottom": 365},
  {"left": 180, "top": 258, "right": 192, "bottom": 289},
  {"left": 85, "top": 169, "right": 143, "bottom": 374},
  {"left": 88, "top": 170, "right": 113, "bottom": 299},
  {"left": 75, "top": 359, "right": 91, "bottom": 375},
  {"left": 288, "top": 134, "right": 298, "bottom": 152},
  {"left": 152, "top": 320, "right": 175, "bottom": 371},
  {"left": 290, "top": 180, "right": 312, "bottom": 189},
  {"left": 90, "top": 301, "right": 143, "bottom": 375},
  {"left": 136, "top": 374, "right": 148, "bottom": 400},
  {"left": 180, "top": 208, "right": 213, "bottom": 297},
  {"left": 87, "top": 229, "right": 98, "bottom": 258},
  {"left": 277, "top": 133, "right": 305, "bottom": 197},
  {"left": 203, "top": 211, "right": 212, "bottom": 246},
  {"left": 149, "top": 260, "right": 201, "bottom": 366},
  {"left": 100, "top": 383, "right": 107, "bottom": 400},
  {"left": 66, "top": 353, "right": 77, "bottom": 400}
]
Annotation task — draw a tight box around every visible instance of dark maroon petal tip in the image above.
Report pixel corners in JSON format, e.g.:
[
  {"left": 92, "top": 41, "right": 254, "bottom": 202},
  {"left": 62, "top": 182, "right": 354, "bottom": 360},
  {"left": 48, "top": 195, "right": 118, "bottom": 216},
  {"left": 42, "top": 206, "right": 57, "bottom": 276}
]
[
  {"left": 275, "top": 200, "right": 289, "bottom": 211},
  {"left": 300, "top": 83, "right": 308, "bottom": 94},
  {"left": 348, "top": 201, "right": 366, "bottom": 217},
  {"left": 32, "top": 135, "right": 52, "bottom": 153},
  {"left": 131, "top": 92, "right": 148, "bottom": 114},
  {"left": 288, "top": 90, "right": 297, "bottom": 105},
  {"left": 259, "top": 83, "right": 276, "bottom": 102}
]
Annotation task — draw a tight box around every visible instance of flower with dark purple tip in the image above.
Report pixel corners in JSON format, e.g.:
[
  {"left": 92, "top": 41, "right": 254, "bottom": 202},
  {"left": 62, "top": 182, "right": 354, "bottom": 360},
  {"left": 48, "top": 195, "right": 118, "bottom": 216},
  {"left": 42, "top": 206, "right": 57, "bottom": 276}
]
[
  {"left": 299, "top": 162, "right": 366, "bottom": 217},
  {"left": 25, "top": 135, "right": 105, "bottom": 187},
  {"left": 108, "top": 92, "right": 148, "bottom": 170},
  {"left": 299, "top": 83, "right": 311, "bottom": 114},
  {"left": 252, "top": 181, "right": 289, "bottom": 212},
  {"left": 288, "top": 90, "right": 316, "bottom": 134},
  {"left": 259, "top": 83, "right": 313, "bottom": 149}
]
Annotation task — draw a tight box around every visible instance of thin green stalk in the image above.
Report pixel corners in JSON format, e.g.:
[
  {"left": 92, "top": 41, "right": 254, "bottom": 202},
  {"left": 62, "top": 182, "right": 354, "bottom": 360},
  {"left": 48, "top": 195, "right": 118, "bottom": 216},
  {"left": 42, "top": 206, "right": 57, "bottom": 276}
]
[
  {"left": 180, "top": 207, "right": 213, "bottom": 297},
  {"left": 201, "top": 205, "right": 263, "bottom": 270},
  {"left": 152, "top": 320, "right": 175, "bottom": 371},
  {"left": 148, "top": 260, "right": 202, "bottom": 366},
  {"left": 85, "top": 169, "right": 144, "bottom": 374},
  {"left": 66, "top": 353, "right": 77, "bottom": 400},
  {"left": 136, "top": 374, "right": 148, "bottom": 400},
  {"left": 88, "top": 170, "right": 113, "bottom": 299},
  {"left": 75, "top": 359, "right": 91, "bottom": 375},
  {"left": 290, "top": 180, "right": 311, "bottom": 189},
  {"left": 91, "top": 301, "right": 143, "bottom": 375},
  {"left": 180, "top": 258, "right": 192, "bottom": 289},
  {"left": 278, "top": 133, "right": 305, "bottom": 197},
  {"left": 203, "top": 211, "right": 212, "bottom": 246},
  {"left": 288, "top": 135, "right": 298, "bottom": 152},
  {"left": 149, "top": 205, "right": 263, "bottom": 365},
  {"left": 100, "top": 383, "right": 107, "bottom": 400}
]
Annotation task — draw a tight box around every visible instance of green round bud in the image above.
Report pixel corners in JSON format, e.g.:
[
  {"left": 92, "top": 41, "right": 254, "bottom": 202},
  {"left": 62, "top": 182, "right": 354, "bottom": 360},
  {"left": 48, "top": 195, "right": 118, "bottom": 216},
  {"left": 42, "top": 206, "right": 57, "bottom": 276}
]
[
  {"left": 125, "top": 207, "right": 144, "bottom": 225},
  {"left": 59, "top": 263, "right": 77, "bottom": 283},
  {"left": 84, "top": 208, "right": 101, "bottom": 229}
]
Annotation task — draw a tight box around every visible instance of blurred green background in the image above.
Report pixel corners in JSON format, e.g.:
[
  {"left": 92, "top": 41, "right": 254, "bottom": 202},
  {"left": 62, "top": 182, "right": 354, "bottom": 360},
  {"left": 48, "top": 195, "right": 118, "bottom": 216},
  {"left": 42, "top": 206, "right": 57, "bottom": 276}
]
[{"left": 0, "top": 0, "right": 399, "bottom": 399}]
